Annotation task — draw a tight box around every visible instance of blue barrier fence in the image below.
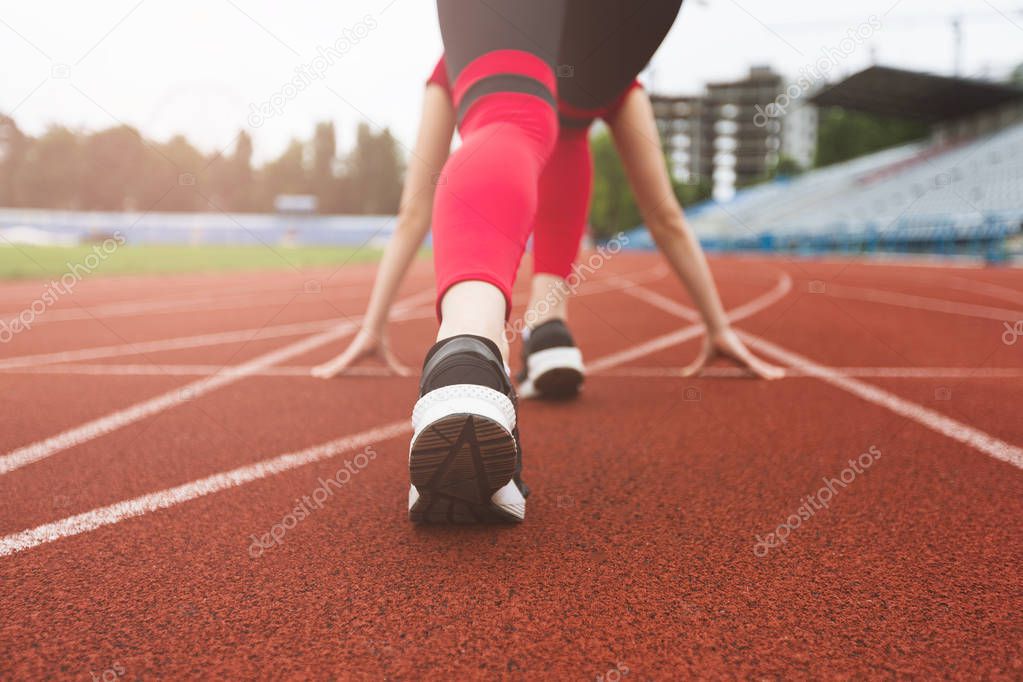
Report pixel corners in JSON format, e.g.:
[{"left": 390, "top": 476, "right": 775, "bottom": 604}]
[
  {"left": 621, "top": 211, "right": 1023, "bottom": 263},
  {"left": 0, "top": 208, "right": 401, "bottom": 247}
]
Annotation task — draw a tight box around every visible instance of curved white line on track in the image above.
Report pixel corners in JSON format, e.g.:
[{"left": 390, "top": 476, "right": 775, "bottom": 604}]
[
  {"left": 0, "top": 263, "right": 720, "bottom": 556},
  {"left": 587, "top": 272, "right": 792, "bottom": 372},
  {"left": 0, "top": 268, "right": 671, "bottom": 478},
  {"left": 739, "top": 331, "right": 1023, "bottom": 471},
  {"left": 0, "top": 263, "right": 671, "bottom": 478},
  {"left": 0, "top": 420, "right": 411, "bottom": 557},
  {"left": 825, "top": 283, "right": 1023, "bottom": 322},
  {"left": 837, "top": 268, "right": 1023, "bottom": 307},
  {"left": 0, "top": 268, "right": 657, "bottom": 371},
  {"left": 624, "top": 274, "right": 1023, "bottom": 472},
  {"left": 944, "top": 276, "right": 1023, "bottom": 306},
  {"left": 2, "top": 263, "right": 1016, "bottom": 559}
]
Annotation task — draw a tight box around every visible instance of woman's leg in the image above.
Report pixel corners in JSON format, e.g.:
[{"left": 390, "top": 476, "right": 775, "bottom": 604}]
[
  {"left": 528, "top": 126, "right": 593, "bottom": 328},
  {"left": 432, "top": 0, "right": 568, "bottom": 360},
  {"left": 509, "top": 126, "right": 592, "bottom": 400},
  {"left": 408, "top": 1, "right": 568, "bottom": 524}
]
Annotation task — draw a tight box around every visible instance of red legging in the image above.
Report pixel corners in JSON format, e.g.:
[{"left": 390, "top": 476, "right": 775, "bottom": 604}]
[
  {"left": 427, "top": 57, "right": 589, "bottom": 282},
  {"left": 532, "top": 127, "right": 592, "bottom": 279},
  {"left": 430, "top": 57, "right": 559, "bottom": 319},
  {"left": 431, "top": 0, "right": 676, "bottom": 318}
]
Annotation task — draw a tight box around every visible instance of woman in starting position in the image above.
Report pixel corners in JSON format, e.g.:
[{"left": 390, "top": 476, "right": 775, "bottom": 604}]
[{"left": 317, "top": 0, "right": 781, "bottom": 524}]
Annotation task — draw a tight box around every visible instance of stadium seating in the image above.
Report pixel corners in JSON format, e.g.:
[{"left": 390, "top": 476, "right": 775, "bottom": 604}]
[{"left": 670, "top": 120, "right": 1023, "bottom": 256}]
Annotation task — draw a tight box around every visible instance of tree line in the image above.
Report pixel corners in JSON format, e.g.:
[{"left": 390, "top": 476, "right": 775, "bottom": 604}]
[
  {"left": 0, "top": 116, "right": 404, "bottom": 215},
  {"left": 0, "top": 102, "right": 949, "bottom": 239}
]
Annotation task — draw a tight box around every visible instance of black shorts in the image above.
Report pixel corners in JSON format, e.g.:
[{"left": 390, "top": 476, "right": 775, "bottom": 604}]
[{"left": 437, "top": 0, "right": 683, "bottom": 121}]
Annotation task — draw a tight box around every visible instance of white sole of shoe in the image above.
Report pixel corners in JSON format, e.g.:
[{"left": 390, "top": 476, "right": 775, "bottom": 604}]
[
  {"left": 519, "top": 346, "right": 585, "bottom": 400},
  {"left": 408, "top": 384, "right": 524, "bottom": 523}
]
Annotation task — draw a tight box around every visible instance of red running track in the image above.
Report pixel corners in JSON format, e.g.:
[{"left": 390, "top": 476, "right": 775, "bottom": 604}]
[{"left": 1, "top": 253, "right": 1022, "bottom": 679}]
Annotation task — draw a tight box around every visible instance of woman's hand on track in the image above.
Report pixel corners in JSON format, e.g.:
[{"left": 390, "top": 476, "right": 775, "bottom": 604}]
[
  {"left": 311, "top": 328, "right": 410, "bottom": 378},
  {"left": 682, "top": 327, "right": 785, "bottom": 380}
]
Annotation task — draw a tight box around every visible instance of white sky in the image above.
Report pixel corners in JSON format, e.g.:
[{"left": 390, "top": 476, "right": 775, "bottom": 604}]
[{"left": 1, "top": 0, "right": 1021, "bottom": 163}]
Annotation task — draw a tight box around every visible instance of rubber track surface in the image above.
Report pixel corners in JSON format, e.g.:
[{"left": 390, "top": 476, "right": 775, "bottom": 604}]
[{"left": 1, "top": 255, "right": 1021, "bottom": 679}]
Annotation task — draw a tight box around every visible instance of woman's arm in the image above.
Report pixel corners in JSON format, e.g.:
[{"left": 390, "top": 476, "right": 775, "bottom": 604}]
[
  {"left": 608, "top": 88, "right": 783, "bottom": 379},
  {"left": 313, "top": 85, "right": 456, "bottom": 378}
]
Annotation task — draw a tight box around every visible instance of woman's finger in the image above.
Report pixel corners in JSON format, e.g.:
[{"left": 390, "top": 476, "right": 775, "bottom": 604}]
[
  {"left": 381, "top": 346, "right": 412, "bottom": 377},
  {"left": 742, "top": 355, "right": 786, "bottom": 380},
  {"left": 680, "top": 341, "right": 714, "bottom": 377},
  {"left": 311, "top": 344, "right": 365, "bottom": 379},
  {"left": 311, "top": 358, "right": 346, "bottom": 379},
  {"left": 716, "top": 335, "right": 785, "bottom": 381}
]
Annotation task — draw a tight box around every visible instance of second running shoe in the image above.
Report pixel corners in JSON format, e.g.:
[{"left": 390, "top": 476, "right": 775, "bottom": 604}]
[{"left": 516, "top": 319, "right": 584, "bottom": 400}]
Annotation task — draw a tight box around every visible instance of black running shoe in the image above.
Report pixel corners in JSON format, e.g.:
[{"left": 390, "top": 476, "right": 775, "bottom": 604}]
[
  {"left": 408, "top": 335, "right": 526, "bottom": 523},
  {"left": 516, "top": 319, "right": 584, "bottom": 400}
]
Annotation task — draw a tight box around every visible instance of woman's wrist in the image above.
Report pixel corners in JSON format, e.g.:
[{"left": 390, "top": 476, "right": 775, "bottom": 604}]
[
  {"left": 705, "top": 320, "right": 730, "bottom": 338},
  {"left": 360, "top": 321, "right": 387, "bottom": 341}
]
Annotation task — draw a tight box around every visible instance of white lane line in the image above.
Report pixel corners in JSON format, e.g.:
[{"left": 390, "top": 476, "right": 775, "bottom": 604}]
[
  {"left": 0, "top": 267, "right": 654, "bottom": 371},
  {"left": 624, "top": 278, "right": 1023, "bottom": 472},
  {"left": 824, "top": 283, "right": 1023, "bottom": 323},
  {"left": 0, "top": 296, "right": 432, "bottom": 476},
  {"left": 5, "top": 363, "right": 1023, "bottom": 380},
  {"left": 0, "top": 288, "right": 436, "bottom": 370},
  {"left": 0, "top": 262, "right": 386, "bottom": 307},
  {"left": 1, "top": 268, "right": 666, "bottom": 475},
  {"left": 0, "top": 265, "right": 779, "bottom": 556},
  {"left": 739, "top": 331, "right": 1023, "bottom": 471},
  {"left": 0, "top": 326, "right": 355, "bottom": 476},
  {"left": 597, "top": 366, "right": 1023, "bottom": 379},
  {"left": 0, "top": 287, "right": 377, "bottom": 326},
  {"left": 0, "top": 320, "right": 335, "bottom": 370},
  {"left": 0, "top": 258, "right": 653, "bottom": 324},
  {"left": 571, "top": 264, "right": 671, "bottom": 296},
  {"left": 0, "top": 420, "right": 411, "bottom": 558},
  {"left": 587, "top": 326, "right": 705, "bottom": 373},
  {"left": 587, "top": 272, "right": 792, "bottom": 372},
  {"left": 944, "top": 276, "right": 1023, "bottom": 306},
  {"left": 834, "top": 268, "right": 1023, "bottom": 307},
  {"left": 1, "top": 364, "right": 402, "bottom": 377}
]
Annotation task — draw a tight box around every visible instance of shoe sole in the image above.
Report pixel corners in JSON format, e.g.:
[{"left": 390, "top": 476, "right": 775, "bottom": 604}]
[
  {"left": 520, "top": 347, "right": 584, "bottom": 400},
  {"left": 408, "top": 385, "right": 523, "bottom": 524}
]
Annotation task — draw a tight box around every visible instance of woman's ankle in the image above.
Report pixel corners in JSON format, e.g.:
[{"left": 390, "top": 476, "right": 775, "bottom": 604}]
[{"left": 437, "top": 280, "right": 510, "bottom": 362}]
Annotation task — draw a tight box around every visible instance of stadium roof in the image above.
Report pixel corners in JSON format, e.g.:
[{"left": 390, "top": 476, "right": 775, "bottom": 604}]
[{"left": 809, "top": 65, "right": 1023, "bottom": 123}]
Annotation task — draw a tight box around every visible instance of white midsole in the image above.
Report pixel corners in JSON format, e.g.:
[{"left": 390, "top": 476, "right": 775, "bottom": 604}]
[
  {"left": 527, "top": 346, "right": 585, "bottom": 380},
  {"left": 520, "top": 347, "right": 585, "bottom": 399},
  {"left": 489, "top": 480, "right": 525, "bottom": 519},
  {"left": 410, "top": 383, "right": 516, "bottom": 448}
]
